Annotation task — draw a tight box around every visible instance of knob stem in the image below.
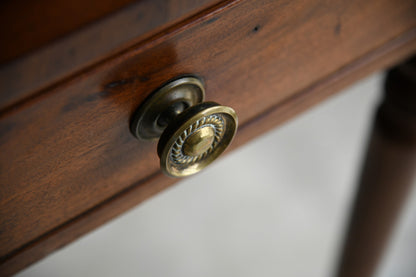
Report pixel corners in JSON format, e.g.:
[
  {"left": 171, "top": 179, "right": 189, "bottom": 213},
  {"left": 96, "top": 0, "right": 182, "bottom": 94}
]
[{"left": 157, "top": 101, "right": 188, "bottom": 128}]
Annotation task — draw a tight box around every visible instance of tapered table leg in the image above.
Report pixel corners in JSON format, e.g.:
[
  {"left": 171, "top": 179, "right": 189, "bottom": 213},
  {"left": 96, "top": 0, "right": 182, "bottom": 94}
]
[{"left": 334, "top": 57, "right": 416, "bottom": 277}]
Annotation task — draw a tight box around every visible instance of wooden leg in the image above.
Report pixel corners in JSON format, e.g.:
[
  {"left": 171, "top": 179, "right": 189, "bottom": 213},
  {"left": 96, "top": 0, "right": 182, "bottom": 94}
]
[{"left": 334, "top": 57, "right": 416, "bottom": 277}]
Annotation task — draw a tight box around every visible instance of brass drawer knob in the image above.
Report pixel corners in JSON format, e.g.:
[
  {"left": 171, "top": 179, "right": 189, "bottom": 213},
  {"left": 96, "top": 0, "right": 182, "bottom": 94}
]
[{"left": 130, "top": 76, "right": 238, "bottom": 177}]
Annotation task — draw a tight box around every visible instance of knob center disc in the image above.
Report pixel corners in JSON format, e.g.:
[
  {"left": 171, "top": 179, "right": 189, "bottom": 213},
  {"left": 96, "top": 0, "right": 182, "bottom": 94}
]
[{"left": 183, "top": 126, "right": 215, "bottom": 156}]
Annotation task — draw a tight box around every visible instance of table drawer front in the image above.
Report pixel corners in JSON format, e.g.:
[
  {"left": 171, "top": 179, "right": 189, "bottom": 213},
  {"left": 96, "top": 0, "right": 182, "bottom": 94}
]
[{"left": 1, "top": 0, "right": 415, "bottom": 263}]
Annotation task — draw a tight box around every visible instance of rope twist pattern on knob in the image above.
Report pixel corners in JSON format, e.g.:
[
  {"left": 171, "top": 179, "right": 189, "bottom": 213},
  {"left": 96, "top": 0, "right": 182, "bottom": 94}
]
[{"left": 170, "top": 114, "right": 225, "bottom": 165}]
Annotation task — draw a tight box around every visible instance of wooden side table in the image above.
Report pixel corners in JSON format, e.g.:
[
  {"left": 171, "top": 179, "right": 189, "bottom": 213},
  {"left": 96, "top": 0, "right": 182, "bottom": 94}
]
[{"left": 0, "top": 0, "right": 415, "bottom": 275}]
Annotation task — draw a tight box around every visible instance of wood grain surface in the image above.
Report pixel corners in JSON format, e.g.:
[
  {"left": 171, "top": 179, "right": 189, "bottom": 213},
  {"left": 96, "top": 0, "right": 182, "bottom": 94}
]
[
  {"left": 0, "top": 0, "right": 221, "bottom": 111},
  {"left": 0, "top": 0, "right": 136, "bottom": 63},
  {"left": 0, "top": 0, "right": 415, "bottom": 275}
]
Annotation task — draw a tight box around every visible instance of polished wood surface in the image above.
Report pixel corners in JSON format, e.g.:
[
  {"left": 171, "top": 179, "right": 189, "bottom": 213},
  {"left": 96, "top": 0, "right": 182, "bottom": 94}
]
[
  {"left": 334, "top": 57, "right": 416, "bottom": 277},
  {"left": 0, "top": 0, "right": 415, "bottom": 275},
  {"left": 0, "top": 0, "right": 135, "bottom": 63},
  {"left": 0, "top": 0, "right": 220, "bottom": 111}
]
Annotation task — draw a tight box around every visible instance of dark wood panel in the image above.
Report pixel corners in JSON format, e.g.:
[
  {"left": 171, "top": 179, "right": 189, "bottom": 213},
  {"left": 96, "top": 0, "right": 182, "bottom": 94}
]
[
  {"left": 1, "top": 27, "right": 415, "bottom": 277},
  {"left": 0, "top": 0, "right": 415, "bottom": 273},
  {"left": 0, "top": 0, "right": 136, "bottom": 63},
  {"left": 0, "top": 0, "right": 221, "bottom": 111}
]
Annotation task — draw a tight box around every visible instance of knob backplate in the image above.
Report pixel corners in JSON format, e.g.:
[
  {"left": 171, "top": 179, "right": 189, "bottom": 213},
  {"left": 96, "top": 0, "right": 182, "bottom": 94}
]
[{"left": 130, "top": 76, "right": 205, "bottom": 140}]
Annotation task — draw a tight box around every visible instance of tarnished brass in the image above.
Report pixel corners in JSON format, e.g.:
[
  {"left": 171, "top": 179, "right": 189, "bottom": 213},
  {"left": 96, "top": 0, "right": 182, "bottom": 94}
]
[
  {"left": 130, "top": 76, "right": 205, "bottom": 140},
  {"left": 130, "top": 76, "right": 238, "bottom": 177},
  {"left": 182, "top": 126, "right": 215, "bottom": 156}
]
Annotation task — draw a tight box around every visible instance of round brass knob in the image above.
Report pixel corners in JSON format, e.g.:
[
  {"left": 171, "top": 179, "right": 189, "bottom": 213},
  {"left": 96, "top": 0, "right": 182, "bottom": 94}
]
[{"left": 130, "top": 76, "right": 238, "bottom": 177}]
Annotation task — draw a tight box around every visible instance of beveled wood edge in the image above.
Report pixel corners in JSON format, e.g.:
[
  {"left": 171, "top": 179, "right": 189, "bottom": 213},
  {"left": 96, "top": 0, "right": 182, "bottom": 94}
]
[
  {"left": 0, "top": 0, "right": 238, "bottom": 113},
  {"left": 0, "top": 28, "right": 415, "bottom": 277},
  {"left": 233, "top": 29, "right": 416, "bottom": 149}
]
